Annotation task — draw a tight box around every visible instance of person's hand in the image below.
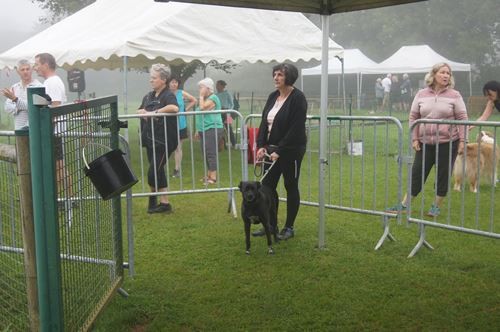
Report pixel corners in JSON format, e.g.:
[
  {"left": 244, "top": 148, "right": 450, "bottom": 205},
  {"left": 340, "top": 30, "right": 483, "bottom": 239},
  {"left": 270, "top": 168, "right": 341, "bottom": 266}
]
[
  {"left": 256, "top": 147, "right": 266, "bottom": 160},
  {"left": 137, "top": 108, "right": 148, "bottom": 115},
  {"left": 270, "top": 152, "right": 280, "bottom": 161},
  {"left": 412, "top": 140, "right": 421, "bottom": 151},
  {"left": 199, "top": 86, "right": 208, "bottom": 98},
  {"left": 193, "top": 132, "right": 200, "bottom": 140},
  {"left": 1, "top": 88, "right": 16, "bottom": 101}
]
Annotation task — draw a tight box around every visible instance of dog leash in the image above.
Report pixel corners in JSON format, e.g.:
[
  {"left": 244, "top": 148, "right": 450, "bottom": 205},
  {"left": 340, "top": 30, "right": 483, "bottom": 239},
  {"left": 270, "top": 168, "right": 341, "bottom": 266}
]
[{"left": 254, "top": 152, "right": 277, "bottom": 183}]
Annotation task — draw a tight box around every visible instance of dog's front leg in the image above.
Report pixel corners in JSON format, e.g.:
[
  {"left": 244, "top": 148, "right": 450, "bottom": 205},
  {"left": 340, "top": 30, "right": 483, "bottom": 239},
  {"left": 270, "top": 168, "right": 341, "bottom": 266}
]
[
  {"left": 262, "top": 220, "right": 274, "bottom": 255},
  {"left": 244, "top": 219, "right": 251, "bottom": 255}
]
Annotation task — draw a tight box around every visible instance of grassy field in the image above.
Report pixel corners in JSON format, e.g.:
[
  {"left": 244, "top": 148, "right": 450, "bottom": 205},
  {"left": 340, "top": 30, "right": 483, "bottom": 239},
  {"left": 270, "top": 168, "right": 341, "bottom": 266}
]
[
  {"left": 1, "top": 103, "right": 499, "bottom": 331},
  {"left": 89, "top": 108, "right": 500, "bottom": 331},
  {"left": 91, "top": 194, "right": 500, "bottom": 331}
]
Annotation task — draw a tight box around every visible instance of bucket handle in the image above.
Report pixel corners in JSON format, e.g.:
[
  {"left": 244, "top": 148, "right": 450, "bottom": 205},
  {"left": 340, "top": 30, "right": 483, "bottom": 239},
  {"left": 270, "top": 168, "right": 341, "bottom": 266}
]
[{"left": 82, "top": 143, "right": 113, "bottom": 170}]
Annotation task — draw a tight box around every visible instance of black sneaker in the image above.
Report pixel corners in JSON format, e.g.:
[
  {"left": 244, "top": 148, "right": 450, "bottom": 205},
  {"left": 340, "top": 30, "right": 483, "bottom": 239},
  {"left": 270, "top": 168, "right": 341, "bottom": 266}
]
[
  {"left": 278, "top": 227, "right": 294, "bottom": 240},
  {"left": 150, "top": 203, "right": 173, "bottom": 214},
  {"left": 171, "top": 169, "right": 180, "bottom": 178},
  {"left": 147, "top": 196, "right": 158, "bottom": 214}
]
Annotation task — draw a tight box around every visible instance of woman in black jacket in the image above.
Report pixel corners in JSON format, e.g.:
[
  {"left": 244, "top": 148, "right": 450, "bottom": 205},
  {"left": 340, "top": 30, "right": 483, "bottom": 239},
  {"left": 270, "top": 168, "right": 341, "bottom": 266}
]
[
  {"left": 138, "top": 64, "right": 179, "bottom": 214},
  {"left": 253, "top": 63, "right": 307, "bottom": 240}
]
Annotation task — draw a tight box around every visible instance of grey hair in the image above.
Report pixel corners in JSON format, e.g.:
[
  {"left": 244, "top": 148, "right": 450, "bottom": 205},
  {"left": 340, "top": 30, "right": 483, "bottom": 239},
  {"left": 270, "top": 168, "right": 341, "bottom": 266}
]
[
  {"left": 150, "top": 63, "right": 171, "bottom": 82},
  {"left": 425, "top": 62, "right": 455, "bottom": 88},
  {"left": 17, "top": 59, "right": 31, "bottom": 68}
]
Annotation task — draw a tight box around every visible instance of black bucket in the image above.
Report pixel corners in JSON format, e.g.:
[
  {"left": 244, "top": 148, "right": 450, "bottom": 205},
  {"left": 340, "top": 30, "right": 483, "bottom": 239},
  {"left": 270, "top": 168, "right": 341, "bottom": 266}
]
[{"left": 84, "top": 149, "right": 138, "bottom": 200}]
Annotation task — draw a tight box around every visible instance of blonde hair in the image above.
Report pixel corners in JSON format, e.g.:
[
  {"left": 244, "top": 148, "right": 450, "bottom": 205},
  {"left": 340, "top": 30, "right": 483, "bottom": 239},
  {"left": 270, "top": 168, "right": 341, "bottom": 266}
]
[{"left": 425, "top": 62, "right": 455, "bottom": 88}]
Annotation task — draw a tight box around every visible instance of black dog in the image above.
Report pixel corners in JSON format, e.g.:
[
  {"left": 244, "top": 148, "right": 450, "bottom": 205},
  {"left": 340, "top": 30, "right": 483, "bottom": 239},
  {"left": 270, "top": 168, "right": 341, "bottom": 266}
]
[{"left": 238, "top": 181, "right": 278, "bottom": 255}]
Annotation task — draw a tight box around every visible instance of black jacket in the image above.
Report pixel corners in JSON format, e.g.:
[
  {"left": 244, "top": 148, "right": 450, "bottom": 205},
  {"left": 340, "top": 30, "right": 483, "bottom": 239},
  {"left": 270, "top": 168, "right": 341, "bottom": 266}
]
[
  {"left": 257, "top": 88, "right": 307, "bottom": 158},
  {"left": 140, "top": 88, "right": 179, "bottom": 154}
]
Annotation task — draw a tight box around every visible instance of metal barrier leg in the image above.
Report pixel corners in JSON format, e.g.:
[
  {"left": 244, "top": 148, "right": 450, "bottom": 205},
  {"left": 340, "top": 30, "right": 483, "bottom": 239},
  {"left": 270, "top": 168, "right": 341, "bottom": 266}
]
[
  {"left": 117, "top": 287, "right": 129, "bottom": 298},
  {"left": 374, "top": 215, "right": 396, "bottom": 250},
  {"left": 227, "top": 189, "right": 238, "bottom": 218},
  {"left": 408, "top": 223, "right": 434, "bottom": 258}
]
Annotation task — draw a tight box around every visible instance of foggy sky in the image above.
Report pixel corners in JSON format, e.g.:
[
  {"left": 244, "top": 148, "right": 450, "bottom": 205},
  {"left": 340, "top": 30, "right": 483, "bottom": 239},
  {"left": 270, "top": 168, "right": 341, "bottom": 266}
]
[{"left": 0, "top": 0, "right": 45, "bottom": 52}]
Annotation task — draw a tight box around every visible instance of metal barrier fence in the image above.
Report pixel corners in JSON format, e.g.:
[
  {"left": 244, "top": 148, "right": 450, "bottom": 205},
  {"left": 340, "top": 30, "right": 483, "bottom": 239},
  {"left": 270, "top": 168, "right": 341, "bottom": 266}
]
[
  {"left": 245, "top": 114, "right": 405, "bottom": 249},
  {"left": 26, "top": 88, "right": 124, "bottom": 331},
  {"left": 118, "top": 109, "right": 248, "bottom": 218},
  {"left": 245, "top": 114, "right": 500, "bottom": 256},
  {"left": 0, "top": 131, "right": 30, "bottom": 331},
  {"left": 405, "top": 120, "right": 500, "bottom": 257}
]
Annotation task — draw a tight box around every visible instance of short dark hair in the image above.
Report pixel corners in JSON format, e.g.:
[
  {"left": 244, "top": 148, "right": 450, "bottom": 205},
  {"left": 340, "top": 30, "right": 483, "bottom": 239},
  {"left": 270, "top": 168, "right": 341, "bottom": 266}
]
[
  {"left": 483, "top": 80, "right": 500, "bottom": 97},
  {"left": 272, "top": 63, "right": 299, "bottom": 86},
  {"left": 170, "top": 76, "right": 182, "bottom": 85},
  {"left": 35, "top": 53, "right": 56, "bottom": 70}
]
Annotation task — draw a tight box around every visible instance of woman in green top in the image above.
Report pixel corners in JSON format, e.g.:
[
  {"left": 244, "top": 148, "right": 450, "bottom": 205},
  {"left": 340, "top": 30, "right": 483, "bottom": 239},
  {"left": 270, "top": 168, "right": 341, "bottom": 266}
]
[{"left": 195, "top": 77, "right": 223, "bottom": 185}]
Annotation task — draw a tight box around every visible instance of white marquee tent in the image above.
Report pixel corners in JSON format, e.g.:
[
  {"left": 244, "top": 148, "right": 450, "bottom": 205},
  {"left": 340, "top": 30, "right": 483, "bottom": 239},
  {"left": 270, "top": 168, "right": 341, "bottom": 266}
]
[
  {"left": 363, "top": 45, "right": 472, "bottom": 96},
  {"left": 0, "top": 0, "right": 343, "bottom": 70},
  {"left": 0, "top": 0, "right": 344, "bottom": 116},
  {"left": 362, "top": 44, "right": 471, "bottom": 74},
  {"left": 301, "top": 48, "right": 379, "bottom": 76},
  {"left": 300, "top": 48, "right": 380, "bottom": 109}
]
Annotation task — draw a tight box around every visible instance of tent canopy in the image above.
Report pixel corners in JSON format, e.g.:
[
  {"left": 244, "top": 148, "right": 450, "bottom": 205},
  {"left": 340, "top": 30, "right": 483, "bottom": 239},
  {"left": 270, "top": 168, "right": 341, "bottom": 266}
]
[
  {"left": 301, "top": 48, "right": 379, "bottom": 76},
  {"left": 155, "top": 0, "right": 426, "bottom": 15},
  {"left": 362, "top": 45, "right": 471, "bottom": 74},
  {"left": 0, "top": 0, "right": 343, "bottom": 70}
]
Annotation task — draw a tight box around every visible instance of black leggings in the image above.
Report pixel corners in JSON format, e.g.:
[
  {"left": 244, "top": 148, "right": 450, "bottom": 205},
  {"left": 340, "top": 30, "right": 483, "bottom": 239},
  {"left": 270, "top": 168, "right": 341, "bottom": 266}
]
[
  {"left": 262, "top": 148, "right": 305, "bottom": 229},
  {"left": 411, "top": 140, "right": 459, "bottom": 197},
  {"left": 146, "top": 144, "right": 168, "bottom": 189}
]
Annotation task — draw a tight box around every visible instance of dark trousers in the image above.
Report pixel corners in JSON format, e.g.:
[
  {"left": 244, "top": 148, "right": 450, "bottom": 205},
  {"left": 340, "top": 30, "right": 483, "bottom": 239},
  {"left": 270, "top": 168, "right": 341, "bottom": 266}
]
[
  {"left": 146, "top": 144, "right": 168, "bottom": 189},
  {"left": 411, "top": 140, "right": 459, "bottom": 197},
  {"left": 262, "top": 148, "right": 305, "bottom": 229}
]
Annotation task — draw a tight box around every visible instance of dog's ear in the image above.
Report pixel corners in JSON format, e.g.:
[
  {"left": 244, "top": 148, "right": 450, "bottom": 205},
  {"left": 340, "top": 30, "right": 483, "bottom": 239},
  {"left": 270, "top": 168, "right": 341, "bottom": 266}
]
[{"left": 238, "top": 181, "right": 243, "bottom": 191}]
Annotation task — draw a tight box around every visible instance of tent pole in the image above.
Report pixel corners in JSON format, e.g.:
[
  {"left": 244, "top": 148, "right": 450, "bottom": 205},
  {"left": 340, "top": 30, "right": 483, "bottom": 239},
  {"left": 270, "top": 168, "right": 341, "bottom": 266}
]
[
  {"left": 469, "top": 71, "right": 472, "bottom": 99},
  {"left": 360, "top": 73, "right": 363, "bottom": 110},
  {"left": 317, "top": 14, "right": 329, "bottom": 249},
  {"left": 342, "top": 58, "right": 346, "bottom": 114},
  {"left": 337, "top": 76, "right": 340, "bottom": 98},
  {"left": 123, "top": 56, "right": 128, "bottom": 116},
  {"left": 357, "top": 72, "right": 360, "bottom": 110}
]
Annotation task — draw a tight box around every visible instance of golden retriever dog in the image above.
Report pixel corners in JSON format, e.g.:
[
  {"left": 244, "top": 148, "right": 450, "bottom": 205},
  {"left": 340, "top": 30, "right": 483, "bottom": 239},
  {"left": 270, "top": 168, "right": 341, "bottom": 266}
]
[{"left": 453, "top": 131, "right": 500, "bottom": 193}]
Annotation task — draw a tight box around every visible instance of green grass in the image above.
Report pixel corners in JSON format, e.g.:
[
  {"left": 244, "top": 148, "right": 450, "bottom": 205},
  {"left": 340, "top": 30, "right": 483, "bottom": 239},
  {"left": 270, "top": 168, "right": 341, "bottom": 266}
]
[
  {"left": 92, "top": 197, "right": 500, "bottom": 331},
  {"left": 89, "top": 108, "right": 500, "bottom": 331}
]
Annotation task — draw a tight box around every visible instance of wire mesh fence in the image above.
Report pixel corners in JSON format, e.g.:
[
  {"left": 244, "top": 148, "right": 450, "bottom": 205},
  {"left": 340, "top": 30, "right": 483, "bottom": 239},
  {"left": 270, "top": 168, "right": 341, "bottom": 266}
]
[
  {"left": 26, "top": 90, "right": 124, "bottom": 331},
  {"left": 56, "top": 102, "right": 123, "bottom": 330},
  {"left": 0, "top": 133, "right": 29, "bottom": 331}
]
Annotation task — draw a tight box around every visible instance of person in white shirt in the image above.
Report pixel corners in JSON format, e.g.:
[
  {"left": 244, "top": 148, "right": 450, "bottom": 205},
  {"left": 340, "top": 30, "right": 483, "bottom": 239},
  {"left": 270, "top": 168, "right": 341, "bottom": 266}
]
[
  {"left": 34, "top": 53, "right": 67, "bottom": 107},
  {"left": 381, "top": 73, "right": 392, "bottom": 111},
  {"left": 1, "top": 59, "right": 42, "bottom": 129},
  {"left": 34, "top": 53, "right": 71, "bottom": 200}
]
